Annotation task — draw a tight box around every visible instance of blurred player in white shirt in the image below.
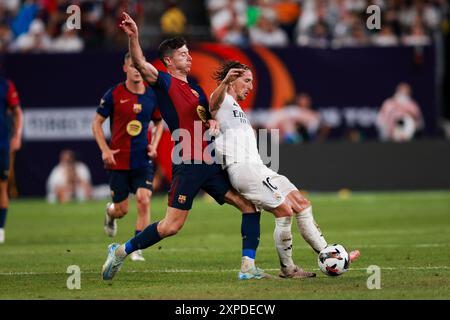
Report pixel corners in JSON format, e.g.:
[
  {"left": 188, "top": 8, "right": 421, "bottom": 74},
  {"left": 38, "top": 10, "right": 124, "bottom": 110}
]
[{"left": 210, "top": 61, "right": 360, "bottom": 278}]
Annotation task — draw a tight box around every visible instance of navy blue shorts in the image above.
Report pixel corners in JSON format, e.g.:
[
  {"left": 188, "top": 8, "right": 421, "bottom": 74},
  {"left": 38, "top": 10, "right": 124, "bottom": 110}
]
[
  {"left": 0, "top": 147, "right": 9, "bottom": 181},
  {"left": 168, "top": 163, "right": 232, "bottom": 210},
  {"left": 108, "top": 165, "right": 154, "bottom": 203}
]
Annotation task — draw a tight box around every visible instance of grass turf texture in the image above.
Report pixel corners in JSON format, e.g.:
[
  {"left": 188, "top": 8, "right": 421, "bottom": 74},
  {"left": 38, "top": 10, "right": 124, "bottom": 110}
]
[{"left": 0, "top": 191, "right": 449, "bottom": 299}]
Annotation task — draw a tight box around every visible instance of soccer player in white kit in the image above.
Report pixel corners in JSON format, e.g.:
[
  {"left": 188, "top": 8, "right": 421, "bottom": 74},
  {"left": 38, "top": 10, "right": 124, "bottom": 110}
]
[{"left": 209, "top": 61, "right": 360, "bottom": 278}]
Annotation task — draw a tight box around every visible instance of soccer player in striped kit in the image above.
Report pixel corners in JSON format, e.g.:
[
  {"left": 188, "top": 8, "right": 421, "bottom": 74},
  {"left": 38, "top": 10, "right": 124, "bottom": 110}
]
[
  {"left": 102, "top": 13, "right": 268, "bottom": 281},
  {"left": 0, "top": 76, "right": 23, "bottom": 244},
  {"left": 92, "top": 52, "right": 163, "bottom": 261}
]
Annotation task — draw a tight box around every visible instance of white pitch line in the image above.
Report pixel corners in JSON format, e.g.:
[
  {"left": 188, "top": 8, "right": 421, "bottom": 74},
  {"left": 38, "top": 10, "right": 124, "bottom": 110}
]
[{"left": 1, "top": 266, "right": 449, "bottom": 276}]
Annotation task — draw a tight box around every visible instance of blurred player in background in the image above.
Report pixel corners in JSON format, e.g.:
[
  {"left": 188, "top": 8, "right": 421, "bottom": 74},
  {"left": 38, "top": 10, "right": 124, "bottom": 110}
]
[
  {"left": 209, "top": 61, "right": 360, "bottom": 278},
  {"left": 92, "top": 52, "right": 163, "bottom": 262},
  {"left": 0, "top": 76, "right": 23, "bottom": 244},
  {"left": 102, "top": 13, "right": 269, "bottom": 281}
]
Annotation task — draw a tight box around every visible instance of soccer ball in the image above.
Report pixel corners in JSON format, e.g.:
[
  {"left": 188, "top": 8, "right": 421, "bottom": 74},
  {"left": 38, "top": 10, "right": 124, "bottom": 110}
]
[{"left": 318, "top": 244, "right": 350, "bottom": 276}]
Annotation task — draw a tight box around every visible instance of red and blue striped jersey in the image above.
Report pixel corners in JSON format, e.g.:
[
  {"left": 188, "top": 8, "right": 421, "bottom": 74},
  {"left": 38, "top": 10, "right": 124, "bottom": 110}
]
[
  {"left": 97, "top": 82, "right": 161, "bottom": 170},
  {"left": 0, "top": 77, "right": 20, "bottom": 149},
  {"left": 151, "top": 71, "right": 210, "bottom": 162}
]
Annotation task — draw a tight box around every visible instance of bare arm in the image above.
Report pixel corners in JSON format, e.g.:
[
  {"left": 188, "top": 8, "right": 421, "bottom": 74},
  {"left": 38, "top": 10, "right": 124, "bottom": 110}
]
[
  {"left": 91, "top": 113, "right": 120, "bottom": 167},
  {"left": 10, "top": 105, "right": 23, "bottom": 151},
  {"left": 147, "top": 119, "right": 164, "bottom": 159},
  {"left": 119, "top": 12, "right": 159, "bottom": 85},
  {"left": 209, "top": 68, "right": 244, "bottom": 118}
]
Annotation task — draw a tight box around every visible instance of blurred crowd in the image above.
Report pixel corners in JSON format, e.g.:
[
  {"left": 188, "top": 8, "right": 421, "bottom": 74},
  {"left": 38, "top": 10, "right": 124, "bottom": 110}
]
[
  {"left": 1, "top": 0, "right": 448, "bottom": 53},
  {"left": 208, "top": 0, "right": 448, "bottom": 47},
  {"left": 248, "top": 81, "right": 424, "bottom": 143},
  {"left": 0, "top": 0, "right": 144, "bottom": 53}
]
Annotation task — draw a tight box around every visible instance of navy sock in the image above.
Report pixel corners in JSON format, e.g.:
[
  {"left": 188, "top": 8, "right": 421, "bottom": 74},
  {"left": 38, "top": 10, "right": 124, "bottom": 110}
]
[
  {"left": 124, "top": 222, "right": 161, "bottom": 254},
  {"left": 241, "top": 212, "right": 261, "bottom": 259},
  {"left": 135, "top": 230, "right": 141, "bottom": 237},
  {"left": 0, "top": 208, "right": 7, "bottom": 228}
]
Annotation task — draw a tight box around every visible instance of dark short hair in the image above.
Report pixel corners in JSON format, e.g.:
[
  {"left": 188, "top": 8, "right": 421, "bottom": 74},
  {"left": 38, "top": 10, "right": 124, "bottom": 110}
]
[
  {"left": 158, "top": 37, "right": 187, "bottom": 66},
  {"left": 212, "top": 61, "right": 249, "bottom": 83},
  {"left": 124, "top": 52, "right": 131, "bottom": 64}
]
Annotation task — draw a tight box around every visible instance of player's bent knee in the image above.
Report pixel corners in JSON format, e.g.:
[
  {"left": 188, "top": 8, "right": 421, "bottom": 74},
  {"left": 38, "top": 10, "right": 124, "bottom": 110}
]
[
  {"left": 289, "top": 191, "right": 311, "bottom": 213},
  {"left": 272, "top": 202, "right": 294, "bottom": 218},
  {"left": 114, "top": 204, "right": 128, "bottom": 218},
  {"left": 136, "top": 189, "right": 151, "bottom": 206}
]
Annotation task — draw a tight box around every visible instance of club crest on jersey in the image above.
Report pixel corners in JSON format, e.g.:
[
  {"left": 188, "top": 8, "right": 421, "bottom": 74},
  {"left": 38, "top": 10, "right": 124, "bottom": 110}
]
[
  {"left": 196, "top": 105, "right": 208, "bottom": 123},
  {"left": 133, "top": 104, "right": 142, "bottom": 114},
  {"left": 126, "top": 120, "right": 142, "bottom": 136},
  {"left": 191, "top": 89, "right": 199, "bottom": 98},
  {"left": 178, "top": 195, "right": 187, "bottom": 204}
]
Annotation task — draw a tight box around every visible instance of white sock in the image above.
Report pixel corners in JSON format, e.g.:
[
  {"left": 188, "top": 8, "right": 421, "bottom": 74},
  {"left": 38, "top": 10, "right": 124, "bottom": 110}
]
[
  {"left": 274, "top": 216, "right": 295, "bottom": 269},
  {"left": 295, "top": 206, "right": 327, "bottom": 253},
  {"left": 241, "top": 256, "right": 255, "bottom": 272}
]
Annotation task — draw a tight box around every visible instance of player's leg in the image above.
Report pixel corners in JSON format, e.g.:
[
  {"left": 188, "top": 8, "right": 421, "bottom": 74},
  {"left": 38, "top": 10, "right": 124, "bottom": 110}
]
[
  {"left": 0, "top": 180, "right": 8, "bottom": 244},
  {"left": 102, "top": 206, "right": 189, "bottom": 280},
  {"left": 250, "top": 166, "right": 315, "bottom": 278},
  {"left": 205, "top": 164, "right": 271, "bottom": 279},
  {"left": 285, "top": 190, "right": 327, "bottom": 253},
  {"left": 104, "top": 170, "right": 130, "bottom": 237},
  {"left": 287, "top": 190, "right": 360, "bottom": 262},
  {"left": 102, "top": 164, "right": 198, "bottom": 280},
  {"left": 129, "top": 165, "right": 154, "bottom": 261},
  {"left": 0, "top": 148, "right": 10, "bottom": 244}
]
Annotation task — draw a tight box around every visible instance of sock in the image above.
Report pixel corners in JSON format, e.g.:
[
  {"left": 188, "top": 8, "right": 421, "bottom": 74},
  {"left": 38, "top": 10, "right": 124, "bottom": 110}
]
[
  {"left": 295, "top": 206, "right": 327, "bottom": 253},
  {"left": 135, "top": 230, "right": 141, "bottom": 237},
  {"left": 274, "top": 216, "right": 295, "bottom": 269},
  {"left": 0, "top": 208, "right": 7, "bottom": 228},
  {"left": 241, "top": 256, "right": 255, "bottom": 271},
  {"left": 241, "top": 212, "right": 261, "bottom": 260},
  {"left": 123, "top": 222, "right": 161, "bottom": 255}
]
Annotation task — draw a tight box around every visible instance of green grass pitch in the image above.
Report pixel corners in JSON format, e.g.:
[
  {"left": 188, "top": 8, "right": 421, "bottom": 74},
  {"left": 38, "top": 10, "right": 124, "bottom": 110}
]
[{"left": 0, "top": 191, "right": 449, "bottom": 299}]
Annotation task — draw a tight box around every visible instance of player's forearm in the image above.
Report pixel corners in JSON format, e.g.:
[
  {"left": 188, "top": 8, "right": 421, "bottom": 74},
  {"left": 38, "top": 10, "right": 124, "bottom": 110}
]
[
  {"left": 129, "top": 35, "right": 158, "bottom": 84},
  {"left": 92, "top": 120, "right": 110, "bottom": 153},
  {"left": 12, "top": 106, "right": 23, "bottom": 139},
  {"left": 209, "top": 82, "right": 228, "bottom": 115},
  {"left": 151, "top": 120, "right": 164, "bottom": 149}
]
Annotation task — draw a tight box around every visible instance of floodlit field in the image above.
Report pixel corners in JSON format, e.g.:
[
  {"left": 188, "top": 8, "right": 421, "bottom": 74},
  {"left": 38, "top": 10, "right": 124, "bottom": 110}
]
[{"left": 0, "top": 191, "right": 449, "bottom": 299}]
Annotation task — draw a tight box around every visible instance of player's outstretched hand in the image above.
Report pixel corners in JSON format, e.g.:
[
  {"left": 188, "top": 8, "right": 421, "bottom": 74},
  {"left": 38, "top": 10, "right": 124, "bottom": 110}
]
[
  {"left": 102, "top": 149, "right": 120, "bottom": 167},
  {"left": 223, "top": 68, "right": 245, "bottom": 85},
  {"left": 119, "top": 12, "right": 138, "bottom": 37},
  {"left": 147, "top": 144, "right": 157, "bottom": 159}
]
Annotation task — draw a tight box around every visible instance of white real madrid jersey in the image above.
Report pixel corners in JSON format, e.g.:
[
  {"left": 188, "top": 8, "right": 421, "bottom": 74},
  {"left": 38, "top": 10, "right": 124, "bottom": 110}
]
[{"left": 214, "top": 93, "right": 263, "bottom": 167}]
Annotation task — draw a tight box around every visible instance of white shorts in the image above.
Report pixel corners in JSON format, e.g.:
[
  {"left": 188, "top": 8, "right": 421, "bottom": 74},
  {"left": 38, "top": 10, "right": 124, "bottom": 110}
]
[{"left": 227, "top": 163, "right": 298, "bottom": 211}]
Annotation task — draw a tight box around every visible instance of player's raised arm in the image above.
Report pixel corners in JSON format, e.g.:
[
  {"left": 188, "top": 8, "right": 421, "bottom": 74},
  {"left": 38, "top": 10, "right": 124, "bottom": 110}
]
[
  {"left": 119, "top": 12, "right": 159, "bottom": 85},
  {"left": 209, "top": 68, "right": 244, "bottom": 117}
]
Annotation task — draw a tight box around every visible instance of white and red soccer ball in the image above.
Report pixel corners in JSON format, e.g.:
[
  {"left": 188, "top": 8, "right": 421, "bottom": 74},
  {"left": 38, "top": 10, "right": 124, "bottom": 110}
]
[{"left": 318, "top": 244, "right": 350, "bottom": 276}]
